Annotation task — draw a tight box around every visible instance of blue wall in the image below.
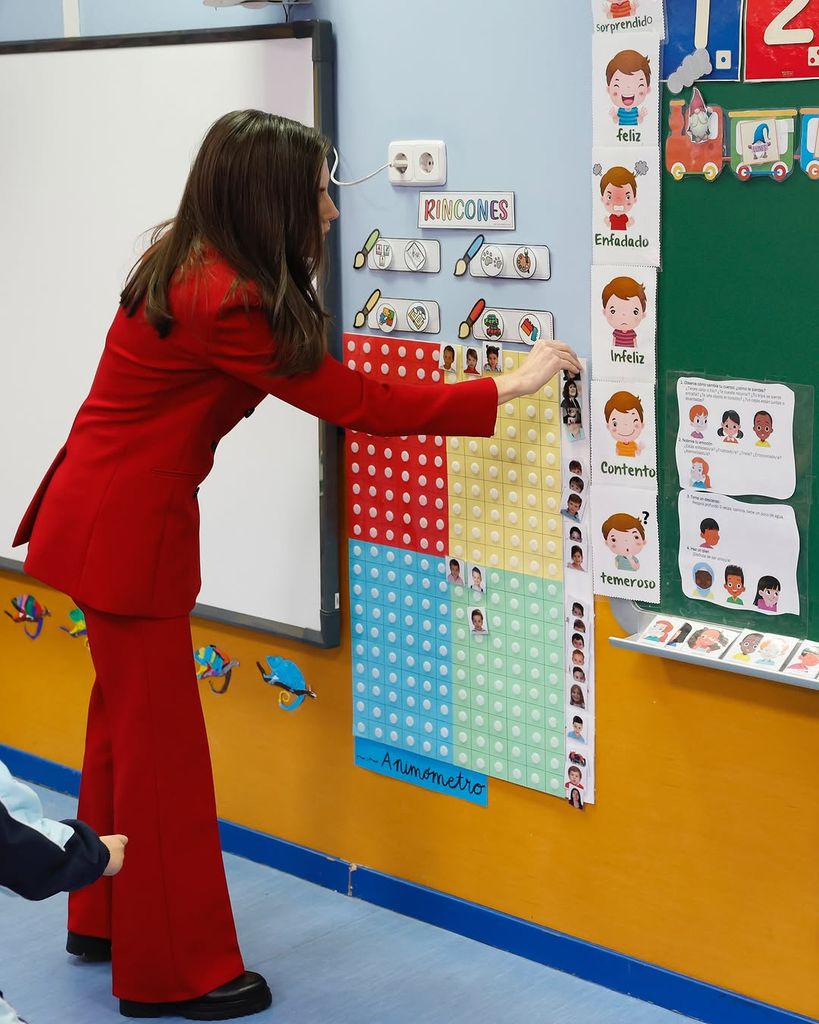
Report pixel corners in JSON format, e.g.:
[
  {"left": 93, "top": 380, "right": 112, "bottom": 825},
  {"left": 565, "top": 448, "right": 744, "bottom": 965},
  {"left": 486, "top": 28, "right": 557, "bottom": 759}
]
[
  {"left": 0, "top": 0, "right": 591, "bottom": 355},
  {"left": 324, "top": 0, "right": 591, "bottom": 352},
  {"left": 0, "top": 0, "right": 63, "bottom": 41}
]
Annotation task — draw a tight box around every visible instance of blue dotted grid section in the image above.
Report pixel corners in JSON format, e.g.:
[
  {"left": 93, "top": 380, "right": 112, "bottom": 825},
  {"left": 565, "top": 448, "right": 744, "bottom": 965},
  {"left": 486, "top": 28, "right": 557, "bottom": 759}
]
[
  {"left": 350, "top": 541, "right": 455, "bottom": 762},
  {"left": 350, "top": 542, "right": 567, "bottom": 794}
]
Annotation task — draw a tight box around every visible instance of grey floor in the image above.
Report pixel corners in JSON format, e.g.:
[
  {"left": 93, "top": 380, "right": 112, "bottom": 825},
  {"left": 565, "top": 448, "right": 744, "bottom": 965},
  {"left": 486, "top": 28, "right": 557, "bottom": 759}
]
[{"left": 1, "top": 786, "right": 695, "bottom": 1024}]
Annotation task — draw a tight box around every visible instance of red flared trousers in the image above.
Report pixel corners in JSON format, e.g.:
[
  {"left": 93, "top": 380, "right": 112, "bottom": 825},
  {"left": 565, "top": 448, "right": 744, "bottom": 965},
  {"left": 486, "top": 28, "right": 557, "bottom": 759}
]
[{"left": 68, "top": 607, "right": 244, "bottom": 1002}]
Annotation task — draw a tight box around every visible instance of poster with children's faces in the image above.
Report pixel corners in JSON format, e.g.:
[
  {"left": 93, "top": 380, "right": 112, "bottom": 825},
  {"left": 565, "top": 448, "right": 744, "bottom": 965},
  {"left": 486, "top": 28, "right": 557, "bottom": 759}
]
[
  {"left": 560, "top": 362, "right": 590, "bottom": 451},
  {"left": 637, "top": 615, "right": 739, "bottom": 660},
  {"left": 678, "top": 490, "right": 800, "bottom": 617},
  {"left": 591, "top": 379, "right": 657, "bottom": 488},
  {"left": 593, "top": 33, "right": 661, "bottom": 148},
  {"left": 590, "top": 265, "right": 656, "bottom": 383},
  {"left": 675, "top": 378, "right": 796, "bottom": 500},
  {"left": 725, "top": 629, "right": 799, "bottom": 672},
  {"left": 592, "top": 147, "right": 661, "bottom": 268},
  {"left": 591, "top": 483, "right": 659, "bottom": 602},
  {"left": 592, "top": 0, "right": 666, "bottom": 36},
  {"left": 782, "top": 643, "right": 819, "bottom": 680}
]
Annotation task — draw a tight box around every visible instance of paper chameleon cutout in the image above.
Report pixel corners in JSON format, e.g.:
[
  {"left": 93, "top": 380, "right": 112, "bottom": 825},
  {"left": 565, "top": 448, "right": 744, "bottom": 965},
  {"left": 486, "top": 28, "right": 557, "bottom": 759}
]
[
  {"left": 60, "top": 607, "right": 88, "bottom": 644},
  {"left": 194, "top": 644, "right": 240, "bottom": 695},
  {"left": 4, "top": 593, "right": 50, "bottom": 640},
  {"left": 256, "top": 656, "right": 317, "bottom": 712}
]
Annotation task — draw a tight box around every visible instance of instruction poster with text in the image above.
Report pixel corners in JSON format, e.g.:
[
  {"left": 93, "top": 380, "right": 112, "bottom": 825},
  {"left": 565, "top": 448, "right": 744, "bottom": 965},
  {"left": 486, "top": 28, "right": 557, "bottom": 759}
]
[
  {"left": 678, "top": 490, "right": 800, "bottom": 617},
  {"left": 675, "top": 377, "right": 795, "bottom": 500}
]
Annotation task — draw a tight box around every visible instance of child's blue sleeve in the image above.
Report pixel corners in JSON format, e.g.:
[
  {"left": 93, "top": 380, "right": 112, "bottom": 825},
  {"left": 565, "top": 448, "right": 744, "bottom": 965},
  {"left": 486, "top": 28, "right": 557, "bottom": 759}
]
[{"left": 0, "top": 761, "right": 109, "bottom": 901}]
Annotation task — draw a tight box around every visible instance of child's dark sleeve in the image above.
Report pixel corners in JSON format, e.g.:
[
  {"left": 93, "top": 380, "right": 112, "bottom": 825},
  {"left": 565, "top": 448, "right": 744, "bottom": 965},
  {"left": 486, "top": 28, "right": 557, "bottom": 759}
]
[{"left": 0, "top": 764, "right": 109, "bottom": 901}]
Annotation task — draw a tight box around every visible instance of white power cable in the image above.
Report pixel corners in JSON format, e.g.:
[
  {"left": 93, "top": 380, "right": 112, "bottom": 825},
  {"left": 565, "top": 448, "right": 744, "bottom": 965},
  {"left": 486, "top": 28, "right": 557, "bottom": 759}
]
[{"left": 330, "top": 146, "right": 392, "bottom": 187}]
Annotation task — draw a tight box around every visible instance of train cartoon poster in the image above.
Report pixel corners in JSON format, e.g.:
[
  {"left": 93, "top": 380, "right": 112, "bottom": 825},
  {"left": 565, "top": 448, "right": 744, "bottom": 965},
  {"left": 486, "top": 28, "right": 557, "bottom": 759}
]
[
  {"left": 592, "top": 33, "right": 661, "bottom": 147},
  {"left": 591, "top": 483, "right": 660, "bottom": 602},
  {"left": 662, "top": 0, "right": 743, "bottom": 85},
  {"left": 590, "top": 265, "right": 656, "bottom": 383},
  {"left": 591, "top": 379, "right": 657, "bottom": 487},
  {"left": 745, "top": 0, "right": 819, "bottom": 82},
  {"left": 666, "top": 93, "right": 819, "bottom": 182},
  {"left": 592, "top": 147, "right": 661, "bottom": 267},
  {"left": 675, "top": 377, "right": 796, "bottom": 500},
  {"left": 678, "top": 490, "right": 800, "bottom": 617},
  {"left": 591, "top": 0, "right": 666, "bottom": 37}
]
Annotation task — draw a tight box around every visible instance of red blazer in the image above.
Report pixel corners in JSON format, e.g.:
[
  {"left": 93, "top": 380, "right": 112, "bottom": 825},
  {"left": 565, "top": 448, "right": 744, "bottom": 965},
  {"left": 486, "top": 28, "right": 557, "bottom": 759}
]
[{"left": 14, "top": 256, "right": 499, "bottom": 617}]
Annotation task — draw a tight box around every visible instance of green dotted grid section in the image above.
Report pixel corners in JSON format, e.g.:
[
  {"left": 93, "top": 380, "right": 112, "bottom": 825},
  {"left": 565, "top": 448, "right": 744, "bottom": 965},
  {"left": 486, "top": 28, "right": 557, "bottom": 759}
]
[{"left": 448, "top": 566, "right": 566, "bottom": 794}]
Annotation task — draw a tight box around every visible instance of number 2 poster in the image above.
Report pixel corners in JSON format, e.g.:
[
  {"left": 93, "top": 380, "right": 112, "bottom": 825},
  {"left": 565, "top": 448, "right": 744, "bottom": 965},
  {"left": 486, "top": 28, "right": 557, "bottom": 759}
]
[{"left": 745, "top": 0, "right": 819, "bottom": 81}]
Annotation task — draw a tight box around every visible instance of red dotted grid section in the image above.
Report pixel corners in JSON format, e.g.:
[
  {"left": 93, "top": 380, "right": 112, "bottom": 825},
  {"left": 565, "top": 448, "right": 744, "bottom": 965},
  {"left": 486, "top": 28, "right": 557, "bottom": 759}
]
[{"left": 345, "top": 334, "right": 449, "bottom": 555}]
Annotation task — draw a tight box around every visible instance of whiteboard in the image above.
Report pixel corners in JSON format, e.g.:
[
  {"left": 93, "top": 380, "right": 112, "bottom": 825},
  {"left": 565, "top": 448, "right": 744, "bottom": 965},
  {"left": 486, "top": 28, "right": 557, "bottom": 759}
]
[{"left": 0, "top": 25, "right": 341, "bottom": 646}]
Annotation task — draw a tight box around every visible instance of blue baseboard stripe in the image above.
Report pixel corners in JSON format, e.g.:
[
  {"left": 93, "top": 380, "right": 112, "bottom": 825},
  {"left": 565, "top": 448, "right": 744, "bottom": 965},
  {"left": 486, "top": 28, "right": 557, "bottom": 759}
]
[
  {"left": 0, "top": 744, "right": 81, "bottom": 796},
  {"left": 217, "top": 819, "right": 349, "bottom": 894},
  {"left": 1, "top": 744, "right": 813, "bottom": 1024}
]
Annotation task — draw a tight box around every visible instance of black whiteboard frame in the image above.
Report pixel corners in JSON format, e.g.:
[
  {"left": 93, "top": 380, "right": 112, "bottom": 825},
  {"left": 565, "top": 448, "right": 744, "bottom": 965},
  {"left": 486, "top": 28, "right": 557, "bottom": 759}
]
[{"left": 0, "top": 21, "right": 342, "bottom": 648}]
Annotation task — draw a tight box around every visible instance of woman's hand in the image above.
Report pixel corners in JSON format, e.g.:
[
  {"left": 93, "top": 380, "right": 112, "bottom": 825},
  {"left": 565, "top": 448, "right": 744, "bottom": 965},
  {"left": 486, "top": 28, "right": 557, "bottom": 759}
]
[{"left": 495, "top": 340, "right": 582, "bottom": 403}]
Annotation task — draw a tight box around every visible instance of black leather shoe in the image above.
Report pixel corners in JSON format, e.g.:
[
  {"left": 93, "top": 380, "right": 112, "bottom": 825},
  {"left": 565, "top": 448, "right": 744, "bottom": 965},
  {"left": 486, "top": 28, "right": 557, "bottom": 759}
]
[
  {"left": 66, "top": 931, "right": 112, "bottom": 962},
  {"left": 119, "top": 972, "right": 272, "bottom": 1020}
]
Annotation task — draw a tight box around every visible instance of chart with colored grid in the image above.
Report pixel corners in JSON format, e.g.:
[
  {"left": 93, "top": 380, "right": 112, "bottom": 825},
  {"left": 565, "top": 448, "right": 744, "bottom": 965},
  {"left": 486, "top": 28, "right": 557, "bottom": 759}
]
[{"left": 346, "top": 333, "right": 567, "bottom": 796}]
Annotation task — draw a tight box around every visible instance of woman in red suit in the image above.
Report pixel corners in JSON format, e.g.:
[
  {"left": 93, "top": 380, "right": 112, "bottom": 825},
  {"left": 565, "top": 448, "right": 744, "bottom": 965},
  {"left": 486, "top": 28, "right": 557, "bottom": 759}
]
[{"left": 14, "top": 110, "right": 580, "bottom": 1020}]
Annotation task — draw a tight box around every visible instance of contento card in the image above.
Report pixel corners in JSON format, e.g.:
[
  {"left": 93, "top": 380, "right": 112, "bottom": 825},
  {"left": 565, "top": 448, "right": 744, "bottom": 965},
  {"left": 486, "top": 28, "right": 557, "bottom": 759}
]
[{"left": 591, "top": 378, "right": 657, "bottom": 487}]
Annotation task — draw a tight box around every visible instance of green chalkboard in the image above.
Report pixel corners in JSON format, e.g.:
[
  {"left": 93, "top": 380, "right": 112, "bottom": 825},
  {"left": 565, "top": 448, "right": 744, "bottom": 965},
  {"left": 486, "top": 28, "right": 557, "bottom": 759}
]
[{"left": 654, "top": 80, "right": 819, "bottom": 641}]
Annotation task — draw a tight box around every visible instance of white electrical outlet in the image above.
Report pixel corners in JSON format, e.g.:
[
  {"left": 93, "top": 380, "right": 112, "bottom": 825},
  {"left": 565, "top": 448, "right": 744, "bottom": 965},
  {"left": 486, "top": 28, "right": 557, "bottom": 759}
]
[{"left": 388, "top": 140, "right": 447, "bottom": 186}]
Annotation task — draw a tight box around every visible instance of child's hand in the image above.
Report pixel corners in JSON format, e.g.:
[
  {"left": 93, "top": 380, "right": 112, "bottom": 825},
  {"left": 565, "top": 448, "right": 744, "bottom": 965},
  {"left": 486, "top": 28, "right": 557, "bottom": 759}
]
[{"left": 101, "top": 834, "right": 128, "bottom": 876}]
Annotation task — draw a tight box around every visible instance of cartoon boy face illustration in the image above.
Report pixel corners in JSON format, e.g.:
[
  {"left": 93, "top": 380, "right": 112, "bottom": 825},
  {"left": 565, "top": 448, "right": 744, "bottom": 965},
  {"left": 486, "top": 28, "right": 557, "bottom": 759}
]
[
  {"left": 689, "top": 404, "right": 708, "bottom": 438},
  {"left": 724, "top": 565, "right": 745, "bottom": 604},
  {"left": 604, "top": 391, "right": 644, "bottom": 457},
  {"left": 602, "top": 513, "right": 646, "bottom": 572},
  {"left": 606, "top": 50, "right": 651, "bottom": 127},
  {"left": 738, "top": 632, "right": 763, "bottom": 656},
  {"left": 602, "top": 278, "right": 647, "bottom": 348},
  {"left": 600, "top": 168, "right": 637, "bottom": 231},
  {"left": 692, "top": 627, "right": 722, "bottom": 651},
  {"left": 753, "top": 411, "right": 773, "bottom": 447}
]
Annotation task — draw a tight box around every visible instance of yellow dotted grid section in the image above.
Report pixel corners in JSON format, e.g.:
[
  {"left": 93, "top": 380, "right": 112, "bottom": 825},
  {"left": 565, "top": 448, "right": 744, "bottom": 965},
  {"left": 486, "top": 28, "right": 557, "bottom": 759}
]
[{"left": 447, "top": 352, "right": 563, "bottom": 578}]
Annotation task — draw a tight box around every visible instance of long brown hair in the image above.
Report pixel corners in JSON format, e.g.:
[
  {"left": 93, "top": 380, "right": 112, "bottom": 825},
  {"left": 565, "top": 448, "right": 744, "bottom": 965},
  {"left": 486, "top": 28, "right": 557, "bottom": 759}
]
[{"left": 120, "top": 110, "right": 331, "bottom": 375}]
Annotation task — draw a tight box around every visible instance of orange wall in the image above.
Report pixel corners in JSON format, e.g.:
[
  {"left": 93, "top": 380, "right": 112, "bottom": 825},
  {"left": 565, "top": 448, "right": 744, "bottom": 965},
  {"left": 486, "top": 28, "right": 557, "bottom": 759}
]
[{"left": 1, "top": 554, "right": 817, "bottom": 1018}]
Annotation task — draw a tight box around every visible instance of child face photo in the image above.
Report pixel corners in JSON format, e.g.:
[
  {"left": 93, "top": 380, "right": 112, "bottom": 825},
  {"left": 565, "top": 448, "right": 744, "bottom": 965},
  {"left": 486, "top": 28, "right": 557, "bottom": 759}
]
[
  {"left": 568, "top": 545, "right": 585, "bottom": 571},
  {"left": 468, "top": 564, "right": 486, "bottom": 593},
  {"left": 483, "top": 342, "right": 503, "bottom": 374},
  {"left": 569, "top": 683, "right": 586, "bottom": 707},
  {"left": 573, "top": 618, "right": 585, "bottom": 633},
  {"left": 571, "top": 634, "right": 584, "bottom": 650},
  {"left": 439, "top": 344, "right": 457, "bottom": 372},
  {"left": 564, "top": 495, "right": 583, "bottom": 520},
  {"left": 463, "top": 347, "right": 481, "bottom": 375},
  {"left": 469, "top": 606, "right": 488, "bottom": 635},
  {"left": 569, "top": 527, "right": 583, "bottom": 543},
  {"left": 447, "top": 556, "right": 465, "bottom": 586}
]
